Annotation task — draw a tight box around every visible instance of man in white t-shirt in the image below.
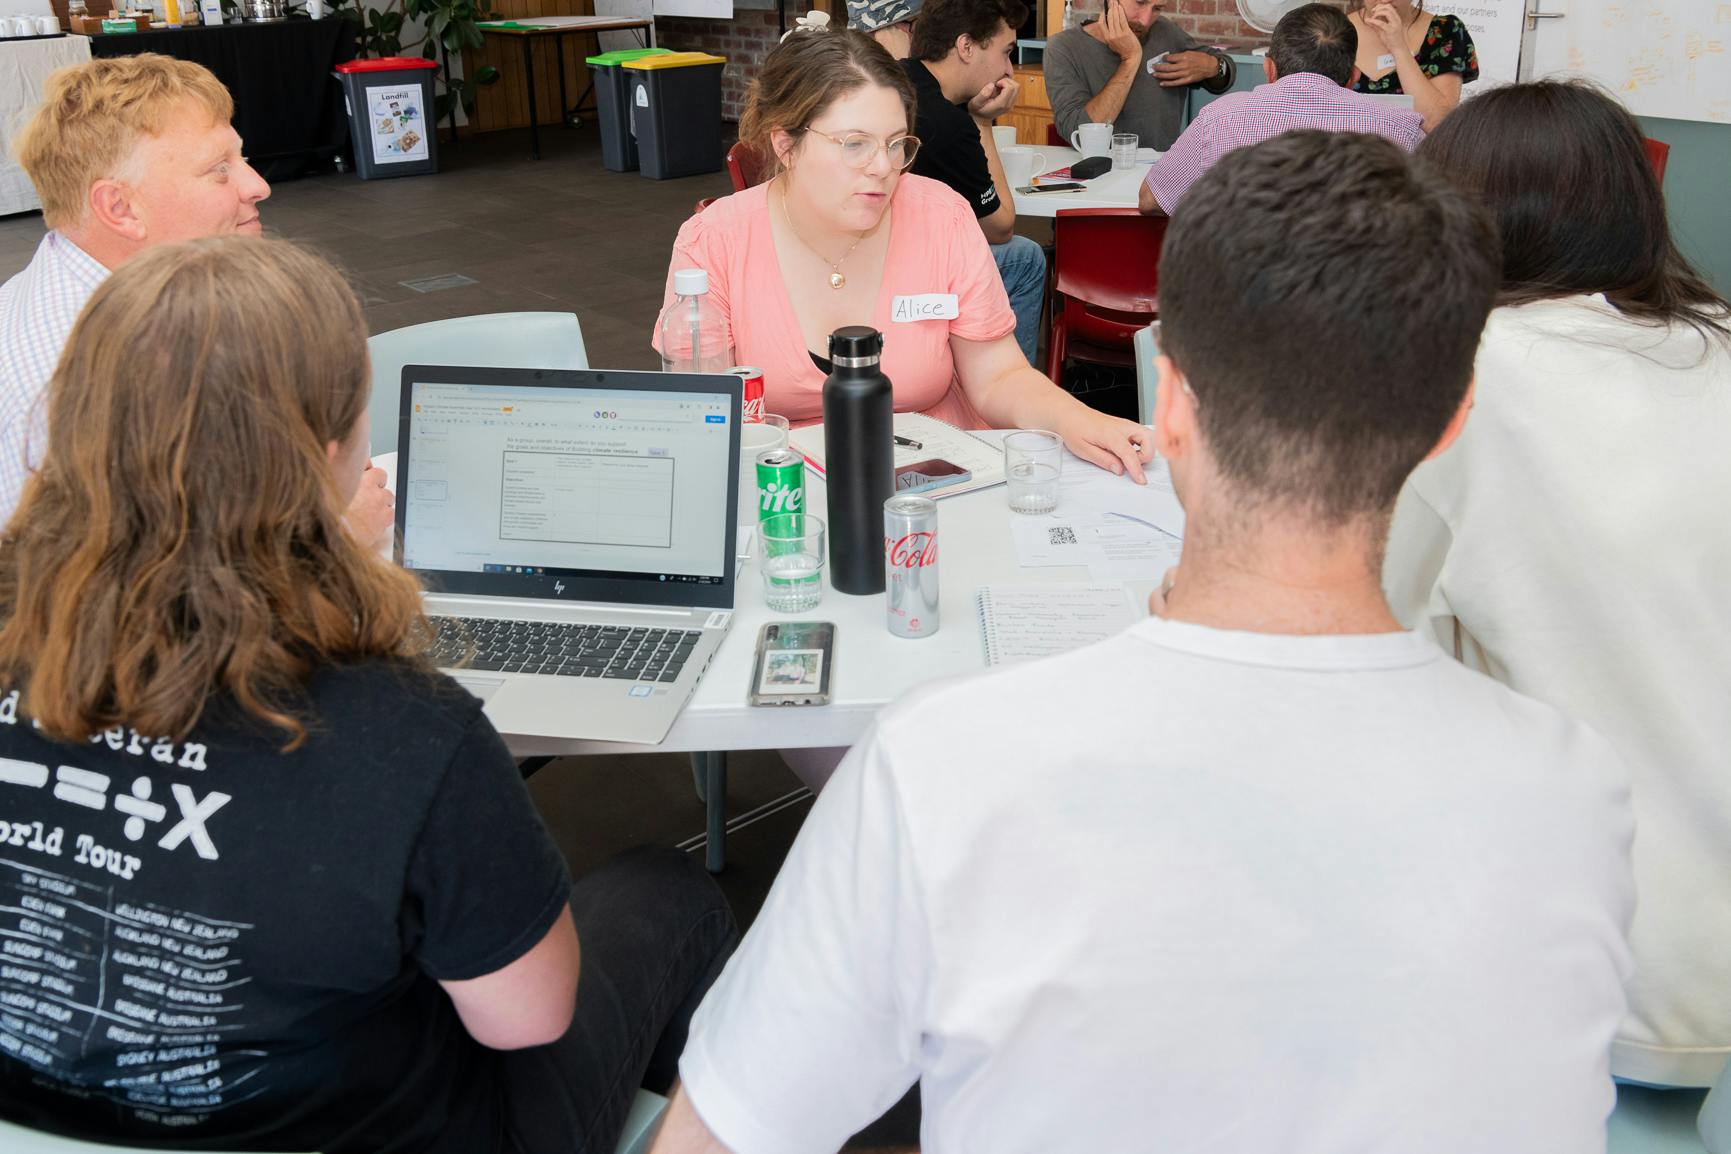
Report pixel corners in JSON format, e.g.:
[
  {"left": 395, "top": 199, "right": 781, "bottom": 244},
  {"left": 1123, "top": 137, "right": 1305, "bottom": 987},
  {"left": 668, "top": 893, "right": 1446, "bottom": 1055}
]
[{"left": 651, "top": 131, "right": 1637, "bottom": 1154}]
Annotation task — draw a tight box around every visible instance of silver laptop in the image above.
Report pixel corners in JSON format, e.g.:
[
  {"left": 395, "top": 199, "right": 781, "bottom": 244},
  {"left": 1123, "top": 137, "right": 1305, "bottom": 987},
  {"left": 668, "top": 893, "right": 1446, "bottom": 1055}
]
[{"left": 394, "top": 364, "right": 741, "bottom": 745}]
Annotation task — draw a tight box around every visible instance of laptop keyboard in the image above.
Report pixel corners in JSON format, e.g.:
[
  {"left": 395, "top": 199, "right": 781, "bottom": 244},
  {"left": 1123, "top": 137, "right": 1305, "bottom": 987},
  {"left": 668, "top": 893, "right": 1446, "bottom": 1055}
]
[{"left": 430, "top": 618, "right": 704, "bottom": 683}]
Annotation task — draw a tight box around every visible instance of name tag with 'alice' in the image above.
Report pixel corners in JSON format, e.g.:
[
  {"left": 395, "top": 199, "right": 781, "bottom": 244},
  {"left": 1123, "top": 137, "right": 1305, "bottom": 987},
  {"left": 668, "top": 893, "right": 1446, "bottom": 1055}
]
[{"left": 891, "top": 294, "right": 960, "bottom": 322}]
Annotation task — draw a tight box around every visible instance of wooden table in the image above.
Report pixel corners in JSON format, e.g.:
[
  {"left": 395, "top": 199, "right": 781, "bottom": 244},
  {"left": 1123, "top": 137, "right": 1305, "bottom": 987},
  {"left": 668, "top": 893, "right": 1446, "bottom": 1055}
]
[{"left": 477, "top": 16, "right": 655, "bottom": 159}]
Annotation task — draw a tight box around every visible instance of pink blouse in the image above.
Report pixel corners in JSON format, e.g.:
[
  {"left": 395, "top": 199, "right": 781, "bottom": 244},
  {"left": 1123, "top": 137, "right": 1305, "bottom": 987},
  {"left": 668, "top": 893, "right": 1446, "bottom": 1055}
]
[{"left": 653, "top": 175, "right": 1017, "bottom": 429}]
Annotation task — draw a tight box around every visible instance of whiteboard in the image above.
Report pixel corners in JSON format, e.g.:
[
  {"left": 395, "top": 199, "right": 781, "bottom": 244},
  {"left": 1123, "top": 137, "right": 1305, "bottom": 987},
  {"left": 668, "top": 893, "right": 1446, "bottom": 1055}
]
[
  {"left": 1522, "top": 0, "right": 1731, "bottom": 124},
  {"left": 1450, "top": 0, "right": 1529, "bottom": 90}
]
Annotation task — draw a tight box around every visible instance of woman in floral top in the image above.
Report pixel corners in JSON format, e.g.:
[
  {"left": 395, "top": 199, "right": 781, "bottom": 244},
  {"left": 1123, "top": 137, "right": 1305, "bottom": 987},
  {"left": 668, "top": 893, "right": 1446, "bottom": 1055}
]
[{"left": 1348, "top": 0, "right": 1478, "bottom": 131}]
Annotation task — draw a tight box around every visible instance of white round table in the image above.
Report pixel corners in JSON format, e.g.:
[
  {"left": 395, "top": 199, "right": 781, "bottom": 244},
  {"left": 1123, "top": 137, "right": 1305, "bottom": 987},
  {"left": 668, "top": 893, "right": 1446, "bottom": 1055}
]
[{"left": 1010, "top": 146, "right": 1157, "bottom": 218}]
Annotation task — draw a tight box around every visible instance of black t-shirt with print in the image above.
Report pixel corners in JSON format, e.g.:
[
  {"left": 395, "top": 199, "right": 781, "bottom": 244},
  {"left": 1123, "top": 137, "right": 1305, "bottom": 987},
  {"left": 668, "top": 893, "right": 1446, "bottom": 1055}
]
[
  {"left": 903, "top": 57, "right": 999, "bottom": 221},
  {"left": 0, "top": 661, "right": 571, "bottom": 1153}
]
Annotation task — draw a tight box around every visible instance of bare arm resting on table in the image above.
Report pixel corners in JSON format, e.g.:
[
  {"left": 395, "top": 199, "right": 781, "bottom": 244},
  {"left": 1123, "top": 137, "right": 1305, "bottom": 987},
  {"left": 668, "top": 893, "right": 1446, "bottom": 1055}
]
[
  {"left": 439, "top": 905, "right": 581, "bottom": 1050},
  {"left": 951, "top": 331, "right": 1154, "bottom": 482}
]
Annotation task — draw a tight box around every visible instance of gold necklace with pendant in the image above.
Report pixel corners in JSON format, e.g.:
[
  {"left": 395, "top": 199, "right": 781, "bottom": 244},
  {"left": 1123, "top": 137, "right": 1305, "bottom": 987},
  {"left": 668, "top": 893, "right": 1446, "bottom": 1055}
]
[{"left": 780, "top": 188, "right": 867, "bottom": 290}]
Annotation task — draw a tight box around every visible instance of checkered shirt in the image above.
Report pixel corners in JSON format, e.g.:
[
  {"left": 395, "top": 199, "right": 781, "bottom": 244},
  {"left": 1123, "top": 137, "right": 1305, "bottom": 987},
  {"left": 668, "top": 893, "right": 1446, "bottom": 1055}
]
[
  {"left": 1144, "top": 72, "right": 1427, "bottom": 215},
  {"left": 0, "top": 231, "right": 110, "bottom": 522}
]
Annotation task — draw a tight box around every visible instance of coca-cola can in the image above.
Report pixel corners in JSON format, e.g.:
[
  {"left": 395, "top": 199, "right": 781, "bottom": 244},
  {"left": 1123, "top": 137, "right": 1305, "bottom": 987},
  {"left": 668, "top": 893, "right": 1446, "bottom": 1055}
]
[
  {"left": 730, "top": 365, "right": 765, "bottom": 423},
  {"left": 884, "top": 494, "right": 939, "bottom": 638}
]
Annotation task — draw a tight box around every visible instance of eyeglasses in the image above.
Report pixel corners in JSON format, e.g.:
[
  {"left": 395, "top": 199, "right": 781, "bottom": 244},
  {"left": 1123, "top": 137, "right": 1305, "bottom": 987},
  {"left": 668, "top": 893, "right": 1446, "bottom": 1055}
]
[{"left": 803, "top": 128, "right": 922, "bottom": 171}]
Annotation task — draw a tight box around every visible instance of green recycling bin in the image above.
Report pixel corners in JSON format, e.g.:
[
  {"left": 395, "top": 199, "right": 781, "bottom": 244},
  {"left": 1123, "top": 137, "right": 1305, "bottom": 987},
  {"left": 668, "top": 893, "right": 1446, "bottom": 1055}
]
[
  {"left": 622, "top": 52, "right": 727, "bottom": 181},
  {"left": 586, "top": 47, "right": 672, "bottom": 173}
]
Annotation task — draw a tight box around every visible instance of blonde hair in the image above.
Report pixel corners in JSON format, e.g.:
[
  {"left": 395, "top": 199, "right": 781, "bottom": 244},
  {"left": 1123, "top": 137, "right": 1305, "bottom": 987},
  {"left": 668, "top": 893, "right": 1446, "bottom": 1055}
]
[
  {"left": 14, "top": 54, "right": 234, "bottom": 231},
  {"left": 0, "top": 237, "right": 432, "bottom": 749}
]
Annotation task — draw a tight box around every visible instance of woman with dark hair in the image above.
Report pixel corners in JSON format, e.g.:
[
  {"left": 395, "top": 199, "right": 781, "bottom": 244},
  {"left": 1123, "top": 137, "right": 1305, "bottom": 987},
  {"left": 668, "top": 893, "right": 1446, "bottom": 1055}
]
[
  {"left": 652, "top": 27, "right": 1152, "bottom": 483},
  {"left": 0, "top": 236, "right": 736, "bottom": 1153},
  {"left": 1387, "top": 80, "right": 1731, "bottom": 1090}
]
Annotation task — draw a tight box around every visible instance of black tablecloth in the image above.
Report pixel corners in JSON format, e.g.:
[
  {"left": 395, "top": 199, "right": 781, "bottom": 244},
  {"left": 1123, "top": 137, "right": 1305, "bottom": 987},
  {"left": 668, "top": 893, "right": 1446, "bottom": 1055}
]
[{"left": 90, "top": 19, "right": 358, "bottom": 180}]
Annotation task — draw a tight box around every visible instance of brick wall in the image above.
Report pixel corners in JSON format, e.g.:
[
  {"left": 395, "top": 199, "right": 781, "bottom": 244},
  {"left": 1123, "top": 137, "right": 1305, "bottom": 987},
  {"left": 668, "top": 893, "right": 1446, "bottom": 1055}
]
[
  {"left": 1160, "top": 0, "right": 1276, "bottom": 51},
  {"left": 658, "top": 11, "right": 787, "bottom": 121}
]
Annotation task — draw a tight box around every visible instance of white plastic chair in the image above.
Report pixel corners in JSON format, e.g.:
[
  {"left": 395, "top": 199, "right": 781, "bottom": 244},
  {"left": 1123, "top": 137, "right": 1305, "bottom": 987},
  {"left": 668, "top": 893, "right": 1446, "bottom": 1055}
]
[
  {"left": 1701, "top": 1057, "right": 1731, "bottom": 1153},
  {"left": 0, "top": 1089, "right": 667, "bottom": 1154},
  {"left": 365, "top": 311, "right": 590, "bottom": 456},
  {"left": 1133, "top": 320, "right": 1158, "bottom": 427}
]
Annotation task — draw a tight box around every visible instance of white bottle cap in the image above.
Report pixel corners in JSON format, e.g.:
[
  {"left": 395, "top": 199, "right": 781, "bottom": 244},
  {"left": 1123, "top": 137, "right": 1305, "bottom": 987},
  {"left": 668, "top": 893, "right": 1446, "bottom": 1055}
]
[{"left": 672, "top": 268, "right": 709, "bottom": 296}]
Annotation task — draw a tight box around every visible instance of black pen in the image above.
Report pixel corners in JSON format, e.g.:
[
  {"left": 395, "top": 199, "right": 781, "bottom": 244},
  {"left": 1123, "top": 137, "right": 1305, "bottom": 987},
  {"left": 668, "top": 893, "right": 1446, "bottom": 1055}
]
[{"left": 894, "top": 435, "right": 923, "bottom": 450}]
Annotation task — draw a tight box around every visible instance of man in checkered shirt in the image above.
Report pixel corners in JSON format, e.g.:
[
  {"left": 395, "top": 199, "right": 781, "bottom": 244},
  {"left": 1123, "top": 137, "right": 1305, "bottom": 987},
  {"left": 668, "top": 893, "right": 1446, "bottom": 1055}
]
[
  {"left": 0, "top": 55, "right": 272, "bottom": 521},
  {"left": 1139, "top": 4, "right": 1425, "bottom": 216}
]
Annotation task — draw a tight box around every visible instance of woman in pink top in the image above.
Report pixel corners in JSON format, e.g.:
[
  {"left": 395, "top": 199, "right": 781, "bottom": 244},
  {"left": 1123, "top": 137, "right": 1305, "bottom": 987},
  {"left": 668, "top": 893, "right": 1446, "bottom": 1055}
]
[{"left": 655, "top": 28, "right": 1151, "bottom": 482}]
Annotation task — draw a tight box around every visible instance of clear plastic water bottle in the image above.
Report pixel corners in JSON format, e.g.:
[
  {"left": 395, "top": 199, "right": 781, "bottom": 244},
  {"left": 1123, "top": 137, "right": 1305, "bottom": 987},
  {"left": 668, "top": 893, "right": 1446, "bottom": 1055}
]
[{"left": 660, "top": 268, "right": 735, "bottom": 375}]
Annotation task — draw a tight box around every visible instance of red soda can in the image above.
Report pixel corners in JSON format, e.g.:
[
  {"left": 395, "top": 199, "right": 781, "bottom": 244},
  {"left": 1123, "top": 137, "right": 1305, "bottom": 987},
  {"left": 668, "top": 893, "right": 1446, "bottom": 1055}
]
[
  {"left": 730, "top": 365, "right": 766, "bottom": 423},
  {"left": 884, "top": 495, "right": 939, "bottom": 638}
]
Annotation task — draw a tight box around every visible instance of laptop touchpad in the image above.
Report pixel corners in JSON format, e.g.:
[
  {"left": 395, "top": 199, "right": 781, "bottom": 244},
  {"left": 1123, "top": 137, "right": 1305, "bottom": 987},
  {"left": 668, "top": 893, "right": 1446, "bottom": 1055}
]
[{"left": 453, "top": 675, "right": 507, "bottom": 703}]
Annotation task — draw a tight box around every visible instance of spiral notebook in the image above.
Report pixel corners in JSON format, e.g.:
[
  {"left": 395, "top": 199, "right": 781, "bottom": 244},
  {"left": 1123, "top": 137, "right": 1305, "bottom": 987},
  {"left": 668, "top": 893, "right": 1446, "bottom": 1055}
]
[
  {"left": 787, "top": 412, "right": 1004, "bottom": 498},
  {"left": 976, "top": 584, "right": 1137, "bottom": 666}
]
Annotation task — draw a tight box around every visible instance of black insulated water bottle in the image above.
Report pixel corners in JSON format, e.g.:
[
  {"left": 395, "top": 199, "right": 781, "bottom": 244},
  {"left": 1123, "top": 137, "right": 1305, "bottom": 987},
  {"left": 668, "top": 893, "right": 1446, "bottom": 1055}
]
[{"left": 822, "top": 326, "right": 893, "bottom": 595}]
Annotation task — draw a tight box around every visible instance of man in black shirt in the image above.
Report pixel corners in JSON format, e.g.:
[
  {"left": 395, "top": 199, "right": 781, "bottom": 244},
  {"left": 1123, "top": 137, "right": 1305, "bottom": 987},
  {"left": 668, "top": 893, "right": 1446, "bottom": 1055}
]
[{"left": 904, "top": 0, "right": 1046, "bottom": 362}]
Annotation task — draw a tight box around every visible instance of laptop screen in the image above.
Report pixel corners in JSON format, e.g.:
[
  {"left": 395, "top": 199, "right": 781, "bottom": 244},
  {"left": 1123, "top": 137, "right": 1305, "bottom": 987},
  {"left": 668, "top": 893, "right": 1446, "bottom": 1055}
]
[{"left": 394, "top": 366, "right": 740, "bottom": 609}]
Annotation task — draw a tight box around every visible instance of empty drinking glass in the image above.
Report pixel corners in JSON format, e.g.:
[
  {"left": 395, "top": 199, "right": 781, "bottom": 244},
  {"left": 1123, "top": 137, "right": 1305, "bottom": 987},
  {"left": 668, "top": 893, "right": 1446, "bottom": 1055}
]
[
  {"left": 1004, "top": 429, "right": 1063, "bottom": 514},
  {"left": 737, "top": 414, "right": 790, "bottom": 524},
  {"left": 759, "top": 512, "right": 826, "bottom": 612},
  {"left": 1112, "top": 132, "right": 1139, "bottom": 170}
]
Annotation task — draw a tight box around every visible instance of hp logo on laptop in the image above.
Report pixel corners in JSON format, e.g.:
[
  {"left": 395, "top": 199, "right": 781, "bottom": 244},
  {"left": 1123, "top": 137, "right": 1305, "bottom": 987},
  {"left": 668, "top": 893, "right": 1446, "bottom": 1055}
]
[{"left": 554, "top": 580, "right": 566, "bottom": 595}]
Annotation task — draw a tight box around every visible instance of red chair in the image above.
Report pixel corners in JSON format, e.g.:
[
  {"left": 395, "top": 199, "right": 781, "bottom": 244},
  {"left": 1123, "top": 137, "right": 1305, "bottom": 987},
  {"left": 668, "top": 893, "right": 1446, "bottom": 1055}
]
[
  {"left": 1045, "top": 123, "right": 1063, "bottom": 147},
  {"left": 1643, "top": 137, "right": 1670, "bottom": 187},
  {"left": 726, "top": 141, "right": 767, "bottom": 192},
  {"left": 693, "top": 196, "right": 717, "bottom": 215},
  {"left": 1046, "top": 208, "right": 1167, "bottom": 387}
]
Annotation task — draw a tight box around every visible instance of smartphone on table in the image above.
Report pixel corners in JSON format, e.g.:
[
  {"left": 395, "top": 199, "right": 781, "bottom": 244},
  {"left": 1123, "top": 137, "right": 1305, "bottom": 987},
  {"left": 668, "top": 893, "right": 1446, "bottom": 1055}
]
[
  {"left": 749, "top": 622, "right": 835, "bottom": 707},
  {"left": 894, "top": 458, "right": 972, "bottom": 495}
]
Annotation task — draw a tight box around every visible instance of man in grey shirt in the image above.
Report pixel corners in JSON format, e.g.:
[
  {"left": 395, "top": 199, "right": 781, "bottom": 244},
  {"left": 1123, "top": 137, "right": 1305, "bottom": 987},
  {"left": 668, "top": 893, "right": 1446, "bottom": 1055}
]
[{"left": 1045, "top": 0, "right": 1235, "bottom": 149}]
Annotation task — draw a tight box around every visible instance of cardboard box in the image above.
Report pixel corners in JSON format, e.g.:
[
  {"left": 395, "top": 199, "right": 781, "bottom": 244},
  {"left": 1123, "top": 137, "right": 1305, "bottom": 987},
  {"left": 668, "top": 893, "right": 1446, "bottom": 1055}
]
[{"left": 70, "top": 12, "right": 153, "bottom": 32}]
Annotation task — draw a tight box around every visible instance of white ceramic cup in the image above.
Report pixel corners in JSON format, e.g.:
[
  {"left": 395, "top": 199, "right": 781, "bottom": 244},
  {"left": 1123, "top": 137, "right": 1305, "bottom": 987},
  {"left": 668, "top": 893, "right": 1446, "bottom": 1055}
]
[
  {"left": 0, "top": 16, "right": 20, "bottom": 36},
  {"left": 36, "top": 14, "right": 58, "bottom": 32},
  {"left": 1000, "top": 145, "right": 1037, "bottom": 189},
  {"left": 1070, "top": 122, "right": 1113, "bottom": 157},
  {"left": 991, "top": 125, "right": 1018, "bottom": 152}
]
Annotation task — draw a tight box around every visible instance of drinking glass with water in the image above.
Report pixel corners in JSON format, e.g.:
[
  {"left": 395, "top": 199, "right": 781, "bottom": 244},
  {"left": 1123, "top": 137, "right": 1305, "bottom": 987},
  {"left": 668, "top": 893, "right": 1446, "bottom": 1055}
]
[
  {"left": 1004, "top": 429, "right": 1063, "bottom": 514},
  {"left": 759, "top": 513, "right": 826, "bottom": 612}
]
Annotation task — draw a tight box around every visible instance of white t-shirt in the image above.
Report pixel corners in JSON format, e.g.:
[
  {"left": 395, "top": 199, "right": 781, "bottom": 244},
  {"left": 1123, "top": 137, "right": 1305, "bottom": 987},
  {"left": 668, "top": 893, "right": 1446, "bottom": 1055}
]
[
  {"left": 1385, "top": 295, "right": 1731, "bottom": 1087},
  {"left": 680, "top": 617, "right": 1635, "bottom": 1154}
]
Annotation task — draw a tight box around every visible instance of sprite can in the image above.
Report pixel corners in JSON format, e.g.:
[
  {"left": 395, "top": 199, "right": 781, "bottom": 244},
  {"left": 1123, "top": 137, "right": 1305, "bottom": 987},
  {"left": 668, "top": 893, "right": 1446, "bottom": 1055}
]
[{"left": 755, "top": 449, "right": 805, "bottom": 523}]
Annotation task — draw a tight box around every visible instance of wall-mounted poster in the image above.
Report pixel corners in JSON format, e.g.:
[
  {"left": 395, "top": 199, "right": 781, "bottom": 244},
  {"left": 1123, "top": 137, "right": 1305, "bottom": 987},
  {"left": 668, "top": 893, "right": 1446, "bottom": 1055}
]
[{"left": 367, "top": 84, "right": 429, "bottom": 166}]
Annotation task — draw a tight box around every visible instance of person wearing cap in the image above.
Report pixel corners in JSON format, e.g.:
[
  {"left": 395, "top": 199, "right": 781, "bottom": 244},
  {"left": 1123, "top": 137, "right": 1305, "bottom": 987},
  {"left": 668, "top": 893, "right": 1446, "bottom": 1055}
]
[{"left": 849, "top": 0, "right": 923, "bottom": 58}]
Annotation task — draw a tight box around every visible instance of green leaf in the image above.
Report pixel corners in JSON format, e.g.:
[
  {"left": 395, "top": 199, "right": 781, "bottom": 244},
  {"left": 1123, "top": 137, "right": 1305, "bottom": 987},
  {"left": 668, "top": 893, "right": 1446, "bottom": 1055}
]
[
  {"left": 431, "top": 8, "right": 449, "bottom": 36},
  {"left": 475, "top": 63, "right": 499, "bottom": 85}
]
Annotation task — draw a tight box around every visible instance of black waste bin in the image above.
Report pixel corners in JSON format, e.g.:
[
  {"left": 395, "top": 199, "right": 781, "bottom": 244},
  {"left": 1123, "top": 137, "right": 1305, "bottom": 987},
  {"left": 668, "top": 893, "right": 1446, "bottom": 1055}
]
[
  {"left": 622, "top": 52, "right": 726, "bottom": 180},
  {"left": 333, "top": 57, "right": 440, "bottom": 180},
  {"left": 587, "top": 47, "right": 672, "bottom": 172}
]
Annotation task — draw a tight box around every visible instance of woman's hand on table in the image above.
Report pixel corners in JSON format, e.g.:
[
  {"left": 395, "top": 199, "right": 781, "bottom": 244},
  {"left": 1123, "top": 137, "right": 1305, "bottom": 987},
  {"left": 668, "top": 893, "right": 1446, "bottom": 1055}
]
[{"left": 1052, "top": 408, "right": 1154, "bottom": 484}]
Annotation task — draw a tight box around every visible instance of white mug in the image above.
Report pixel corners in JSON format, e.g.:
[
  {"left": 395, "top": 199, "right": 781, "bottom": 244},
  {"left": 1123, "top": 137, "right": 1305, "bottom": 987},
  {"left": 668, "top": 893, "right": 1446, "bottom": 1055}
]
[
  {"left": 1000, "top": 145, "right": 1038, "bottom": 189},
  {"left": 991, "top": 125, "right": 1018, "bottom": 152},
  {"left": 36, "top": 14, "right": 59, "bottom": 32},
  {"left": 1070, "top": 122, "right": 1113, "bottom": 157},
  {"left": 12, "top": 15, "right": 35, "bottom": 35}
]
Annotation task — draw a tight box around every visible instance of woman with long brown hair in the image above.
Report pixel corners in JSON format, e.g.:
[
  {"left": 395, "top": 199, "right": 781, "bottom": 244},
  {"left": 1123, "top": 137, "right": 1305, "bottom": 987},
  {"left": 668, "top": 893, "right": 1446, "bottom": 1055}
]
[
  {"left": 1387, "top": 80, "right": 1731, "bottom": 1090},
  {"left": 0, "top": 236, "right": 734, "bottom": 1153}
]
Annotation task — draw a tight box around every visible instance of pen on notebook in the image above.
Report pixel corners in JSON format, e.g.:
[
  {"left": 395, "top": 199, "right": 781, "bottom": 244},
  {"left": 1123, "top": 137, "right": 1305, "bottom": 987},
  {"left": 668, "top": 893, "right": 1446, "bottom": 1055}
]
[
  {"left": 894, "top": 435, "right": 923, "bottom": 450},
  {"left": 1105, "top": 511, "right": 1182, "bottom": 541}
]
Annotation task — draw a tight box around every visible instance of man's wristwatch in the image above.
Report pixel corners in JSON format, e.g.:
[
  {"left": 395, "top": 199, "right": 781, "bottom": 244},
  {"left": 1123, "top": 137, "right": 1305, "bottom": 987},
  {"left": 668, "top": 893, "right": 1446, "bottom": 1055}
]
[{"left": 1216, "top": 56, "right": 1229, "bottom": 79}]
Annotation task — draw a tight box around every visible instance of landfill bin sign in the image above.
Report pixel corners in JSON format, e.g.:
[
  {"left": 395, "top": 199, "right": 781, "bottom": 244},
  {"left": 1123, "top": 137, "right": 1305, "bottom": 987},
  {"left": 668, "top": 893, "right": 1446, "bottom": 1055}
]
[{"left": 366, "top": 84, "right": 429, "bottom": 165}]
